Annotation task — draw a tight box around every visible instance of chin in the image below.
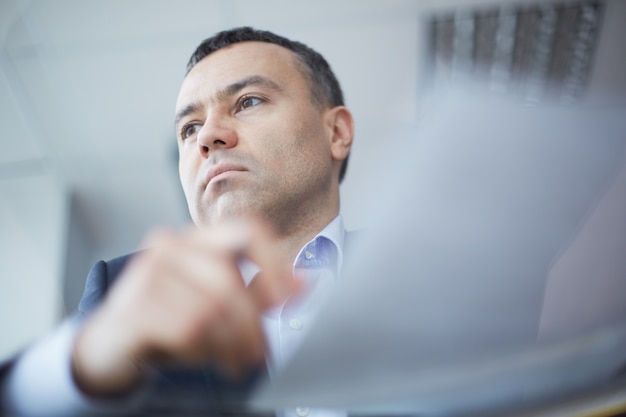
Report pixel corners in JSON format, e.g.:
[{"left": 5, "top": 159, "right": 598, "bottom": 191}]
[{"left": 195, "top": 199, "right": 261, "bottom": 227}]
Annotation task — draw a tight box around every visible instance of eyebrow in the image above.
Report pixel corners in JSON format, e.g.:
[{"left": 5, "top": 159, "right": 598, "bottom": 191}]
[
  {"left": 174, "top": 75, "right": 284, "bottom": 127},
  {"left": 174, "top": 102, "right": 203, "bottom": 127}
]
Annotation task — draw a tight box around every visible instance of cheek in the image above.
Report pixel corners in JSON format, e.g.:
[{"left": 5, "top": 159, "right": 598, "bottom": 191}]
[
  {"left": 178, "top": 155, "right": 196, "bottom": 196},
  {"left": 292, "top": 121, "right": 331, "bottom": 167},
  {"left": 245, "top": 112, "right": 329, "bottom": 178}
]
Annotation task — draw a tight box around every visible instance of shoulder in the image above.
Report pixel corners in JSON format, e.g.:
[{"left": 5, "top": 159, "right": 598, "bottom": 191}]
[
  {"left": 77, "top": 252, "right": 138, "bottom": 317},
  {"left": 103, "top": 253, "right": 136, "bottom": 280}
]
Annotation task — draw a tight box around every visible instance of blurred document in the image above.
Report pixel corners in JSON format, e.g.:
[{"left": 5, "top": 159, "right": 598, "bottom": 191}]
[{"left": 252, "top": 95, "right": 626, "bottom": 416}]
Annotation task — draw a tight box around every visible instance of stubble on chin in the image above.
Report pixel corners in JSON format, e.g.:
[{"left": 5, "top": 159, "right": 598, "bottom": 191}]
[{"left": 193, "top": 188, "right": 265, "bottom": 229}]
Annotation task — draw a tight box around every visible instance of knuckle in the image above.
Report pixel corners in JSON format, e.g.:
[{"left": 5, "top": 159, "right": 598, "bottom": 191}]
[
  {"left": 176, "top": 301, "right": 227, "bottom": 347},
  {"left": 125, "top": 261, "right": 159, "bottom": 293},
  {"left": 176, "top": 317, "right": 208, "bottom": 347}
]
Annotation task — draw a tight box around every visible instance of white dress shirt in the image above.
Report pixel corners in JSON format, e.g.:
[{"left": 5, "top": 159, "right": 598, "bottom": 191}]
[{"left": 3, "top": 216, "right": 347, "bottom": 417}]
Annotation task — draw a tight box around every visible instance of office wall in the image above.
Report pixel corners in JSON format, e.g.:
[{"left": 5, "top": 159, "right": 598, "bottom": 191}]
[
  {"left": 62, "top": 193, "right": 96, "bottom": 315},
  {"left": 0, "top": 174, "right": 67, "bottom": 360}
]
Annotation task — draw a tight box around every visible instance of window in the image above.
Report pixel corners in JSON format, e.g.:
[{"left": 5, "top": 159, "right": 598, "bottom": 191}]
[{"left": 429, "top": 1, "right": 604, "bottom": 102}]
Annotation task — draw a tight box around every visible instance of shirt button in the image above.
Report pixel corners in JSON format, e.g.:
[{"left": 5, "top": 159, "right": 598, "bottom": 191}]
[
  {"left": 304, "top": 251, "right": 314, "bottom": 259},
  {"left": 296, "top": 407, "right": 309, "bottom": 416},
  {"left": 289, "top": 318, "right": 303, "bottom": 330}
]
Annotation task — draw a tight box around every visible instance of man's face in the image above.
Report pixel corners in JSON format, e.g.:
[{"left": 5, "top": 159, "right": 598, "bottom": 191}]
[{"left": 175, "top": 42, "right": 340, "bottom": 229}]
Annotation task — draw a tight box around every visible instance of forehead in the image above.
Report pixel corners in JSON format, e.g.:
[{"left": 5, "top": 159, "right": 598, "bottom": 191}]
[{"left": 176, "top": 41, "right": 307, "bottom": 109}]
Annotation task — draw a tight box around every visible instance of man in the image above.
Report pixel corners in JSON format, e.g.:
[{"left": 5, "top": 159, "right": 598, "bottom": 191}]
[{"left": 1, "top": 26, "right": 354, "bottom": 416}]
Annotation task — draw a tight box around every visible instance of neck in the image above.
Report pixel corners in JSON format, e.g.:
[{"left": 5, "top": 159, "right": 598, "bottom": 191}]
[
  {"left": 264, "top": 182, "right": 341, "bottom": 266},
  {"left": 273, "top": 211, "right": 339, "bottom": 267}
]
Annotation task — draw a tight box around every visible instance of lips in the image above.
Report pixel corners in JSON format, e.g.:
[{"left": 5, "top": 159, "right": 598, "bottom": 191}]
[{"left": 204, "top": 164, "right": 247, "bottom": 187}]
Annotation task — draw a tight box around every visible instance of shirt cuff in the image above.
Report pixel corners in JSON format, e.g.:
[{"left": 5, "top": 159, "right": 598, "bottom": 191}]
[{"left": 2, "top": 317, "right": 150, "bottom": 416}]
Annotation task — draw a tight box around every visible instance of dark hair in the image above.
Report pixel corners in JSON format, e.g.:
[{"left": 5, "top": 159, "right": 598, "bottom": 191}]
[{"left": 186, "top": 26, "right": 350, "bottom": 183}]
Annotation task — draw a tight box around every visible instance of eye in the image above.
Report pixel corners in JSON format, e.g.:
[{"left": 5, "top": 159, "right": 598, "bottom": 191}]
[
  {"left": 238, "top": 96, "right": 263, "bottom": 111},
  {"left": 180, "top": 123, "right": 201, "bottom": 140}
]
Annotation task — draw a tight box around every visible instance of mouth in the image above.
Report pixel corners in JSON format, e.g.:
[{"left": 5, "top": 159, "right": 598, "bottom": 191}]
[{"left": 205, "top": 164, "right": 247, "bottom": 187}]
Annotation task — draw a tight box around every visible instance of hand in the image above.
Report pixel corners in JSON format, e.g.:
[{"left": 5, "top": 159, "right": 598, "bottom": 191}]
[{"left": 71, "top": 218, "right": 297, "bottom": 397}]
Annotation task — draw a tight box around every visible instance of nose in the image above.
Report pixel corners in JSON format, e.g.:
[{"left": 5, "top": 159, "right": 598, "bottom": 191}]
[{"left": 196, "top": 114, "right": 238, "bottom": 158}]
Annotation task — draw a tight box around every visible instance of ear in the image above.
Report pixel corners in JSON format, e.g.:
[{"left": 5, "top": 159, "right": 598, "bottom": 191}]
[{"left": 325, "top": 106, "right": 354, "bottom": 163}]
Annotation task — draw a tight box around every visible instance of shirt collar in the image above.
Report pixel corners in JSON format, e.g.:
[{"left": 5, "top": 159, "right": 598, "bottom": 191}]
[
  {"left": 293, "top": 214, "right": 344, "bottom": 274},
  {"left": 240, "top": 215, "right": 345, "bottom": 285}
]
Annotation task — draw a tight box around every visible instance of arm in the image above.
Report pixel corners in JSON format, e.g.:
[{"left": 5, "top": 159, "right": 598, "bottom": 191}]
[
  {"left": 0, "top": 256, "right": 147, "bottom": 417},
  {"left": 71, "top": 219, "right": 296, "bottom": 397},
  {"left": 1, "top": 318, "right": 149, "bottom": 417},
  {"left": 3, "top": 219, "right": 295, "bottom": 415}
]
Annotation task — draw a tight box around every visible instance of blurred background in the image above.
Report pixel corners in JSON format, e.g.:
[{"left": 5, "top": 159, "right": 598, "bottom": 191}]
[{"left": 1, "top": 0, "right": 625, "bottom": 362}]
